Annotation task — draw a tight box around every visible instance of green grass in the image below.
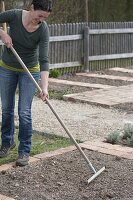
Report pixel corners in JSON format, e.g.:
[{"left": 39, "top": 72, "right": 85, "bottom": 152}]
[
  {"left": 49, "top": 69, "right": 61, "bottom": 78},
  {"left": 49, "top": 90, "right": 68, "bottom": 100},
  {"left": 0, "top": 130, "right": 75, "bottom": 166},
  {"left": 35, "top": 89, "right": 69, "bottom": 100}
]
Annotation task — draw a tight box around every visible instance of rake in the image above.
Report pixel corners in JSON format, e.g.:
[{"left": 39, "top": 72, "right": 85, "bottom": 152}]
[{"left": 10, "top": 46, "right": 105, "bottom": 184}]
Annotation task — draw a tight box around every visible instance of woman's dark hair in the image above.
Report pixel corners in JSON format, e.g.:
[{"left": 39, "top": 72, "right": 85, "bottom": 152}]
[{"left": 31, "top": 0, "right": 52, "bottom": 12}]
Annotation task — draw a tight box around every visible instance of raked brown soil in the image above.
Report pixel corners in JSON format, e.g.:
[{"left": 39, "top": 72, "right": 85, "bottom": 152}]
[{"left": 0, "top": 149, "right": 133, "bottom": 200}]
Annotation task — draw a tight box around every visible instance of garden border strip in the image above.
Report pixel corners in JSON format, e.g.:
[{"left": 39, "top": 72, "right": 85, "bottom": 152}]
[{"left": 80, "top": 138, "right": 133, "bottom": 160}]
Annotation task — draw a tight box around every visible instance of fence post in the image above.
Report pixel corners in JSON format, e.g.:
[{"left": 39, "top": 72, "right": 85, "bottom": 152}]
[{"left": 83, "top": 26, "right": 89, "bottom": 72}]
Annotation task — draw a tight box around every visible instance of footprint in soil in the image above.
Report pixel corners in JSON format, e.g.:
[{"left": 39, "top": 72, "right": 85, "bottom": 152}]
[{"left": 99, "top": 192, "right": 115, "bottom": 199}]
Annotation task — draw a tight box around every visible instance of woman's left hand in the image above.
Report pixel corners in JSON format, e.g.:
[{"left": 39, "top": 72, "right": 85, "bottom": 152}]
[{"left": 40, "top": 89, "right": 49, "bottom": 102}]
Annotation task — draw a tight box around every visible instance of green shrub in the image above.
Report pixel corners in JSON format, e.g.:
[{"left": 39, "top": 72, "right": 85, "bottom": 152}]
[
  {"left": 127, "top": 134, "right": 133, "bottom": 147},
  {"left": 49, "top": 69, "right": 61, "bottom": 78},
  {"left": 123, "top": 124, "right": 133, "bottom": 140},
  {"left": 122, "top": 130, "right": 133, "bottom": 140},
  {"left": 123, "top": 123, "right": 133, "bottom": 147},
  {"left": 106, "top": 132, "right": 120, "bottom": 144}
]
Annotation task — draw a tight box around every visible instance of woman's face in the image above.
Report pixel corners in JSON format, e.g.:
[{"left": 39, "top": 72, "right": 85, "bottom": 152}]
[{"left": 30, "top": 8, "right": 50, "bottom": 24}]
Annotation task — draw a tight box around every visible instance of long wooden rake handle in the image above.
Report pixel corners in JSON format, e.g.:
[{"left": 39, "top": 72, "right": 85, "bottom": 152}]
[{"left": 10, "top": 46, "right": 97, "bottom": 173}]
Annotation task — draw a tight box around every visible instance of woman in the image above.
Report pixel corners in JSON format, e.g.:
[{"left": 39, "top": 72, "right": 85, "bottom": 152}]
[{"left": 0, "top": 0, "right": 52, "bottom": 166}]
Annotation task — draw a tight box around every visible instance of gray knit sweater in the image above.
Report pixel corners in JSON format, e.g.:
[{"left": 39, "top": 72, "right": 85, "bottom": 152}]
[{"left": 0, "top": 9, "right": 49, "bottom": 71}]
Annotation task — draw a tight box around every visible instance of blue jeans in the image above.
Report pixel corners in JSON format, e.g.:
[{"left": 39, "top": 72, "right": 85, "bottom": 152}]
[{"left": 0, "top": 66, "right": 40, "bottom": 156}]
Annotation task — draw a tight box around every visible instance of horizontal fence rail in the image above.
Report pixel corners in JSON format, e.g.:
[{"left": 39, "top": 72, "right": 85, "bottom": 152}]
[
  {"left": 1, "top": 22, "right": 133, "bottom": 72},
  {"left": 49, "top": 35, "right": 83, "bottom": 42},
  {"left": 89, "top": 28, "right": 133, "bottom": 34}
]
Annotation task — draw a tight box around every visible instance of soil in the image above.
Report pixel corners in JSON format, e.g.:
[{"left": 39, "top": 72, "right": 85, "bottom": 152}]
[
  {"left": 49, "top": 82, "right": 91, "bottom": 95},
  {"left": 49, "top": 68, "right": 133, "bottom": 98},
  {"left": 59, "top": 75, "right": 130, "bottom": 87},
  {"left": 0, "top": 67, "right": 133, "bottom": 200},
  {"left": 57, "top": 72, "right": 132, "bottom": 86},
  {"left": 0, "top": 150, "right": 133, "bottom": 200}
]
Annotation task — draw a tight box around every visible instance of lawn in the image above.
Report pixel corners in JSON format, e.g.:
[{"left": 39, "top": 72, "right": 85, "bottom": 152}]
[{"left": 0, "top": 129, "right": 74, "bottom": 165}]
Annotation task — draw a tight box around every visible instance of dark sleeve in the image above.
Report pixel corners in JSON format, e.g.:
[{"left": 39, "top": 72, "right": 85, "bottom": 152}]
[
  {"left": 39, "top": 22, "right": 49, "bottom": 71},
  {"left": 0, "top": 9, "right": 16, "bottom": 24}
]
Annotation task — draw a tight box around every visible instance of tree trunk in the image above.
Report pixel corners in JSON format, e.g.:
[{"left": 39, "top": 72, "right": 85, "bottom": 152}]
[{"left": 85, "top": 0, "right": 88, "bottom": 22}]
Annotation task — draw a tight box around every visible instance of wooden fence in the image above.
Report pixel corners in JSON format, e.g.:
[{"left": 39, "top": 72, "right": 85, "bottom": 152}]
[
  {"left": 49, "top": 22, "right": 87, "bottom": 73},
  {"left": 1, "top": 22, "right": 133, "bottom": 72},
  {"left": 49, "top": 22, "right": 133, "bottom": 72},
  {"left": 87, "top": 22, "right": 133, "bottom": 71}
]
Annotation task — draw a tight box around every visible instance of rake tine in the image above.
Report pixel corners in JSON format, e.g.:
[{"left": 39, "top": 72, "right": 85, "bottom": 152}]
[{"left": 88, "top": 166, "right": 105, "bottom": 184}]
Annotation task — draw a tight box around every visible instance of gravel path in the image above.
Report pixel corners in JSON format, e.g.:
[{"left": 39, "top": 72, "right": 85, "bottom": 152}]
[
  {"left": 0, "top": 95, "right": 131, "bottom": 141},
  {"left": 32, "top": 97, "right": 133, "bottom": 141}
]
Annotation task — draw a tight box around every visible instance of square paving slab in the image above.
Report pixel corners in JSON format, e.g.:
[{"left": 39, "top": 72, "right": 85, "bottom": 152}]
[{"left": 63, "top": 84, "right": 133, "bottom": 107}]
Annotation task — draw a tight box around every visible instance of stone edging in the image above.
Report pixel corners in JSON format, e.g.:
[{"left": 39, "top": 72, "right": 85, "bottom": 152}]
[
  {"left": 0, "top": 194, "right": 15, "bottom": 200},
  {"left": 80, "top": 138, "right": 133, "bottom": 160}
]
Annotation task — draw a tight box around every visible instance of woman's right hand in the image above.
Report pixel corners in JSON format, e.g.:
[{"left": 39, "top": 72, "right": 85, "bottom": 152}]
[{"left": 1, "top": 31, "right": 13, "bottom": 48}]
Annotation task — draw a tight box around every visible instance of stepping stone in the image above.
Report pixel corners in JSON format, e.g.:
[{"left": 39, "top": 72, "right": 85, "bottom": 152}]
[
  {"left": 0, "top": 194, "right": 15, "bottom": 200},
  {"left": 49, "top": 78, "right": 113, "bottom": 89},
  {"left": 109, "top": 67, "right": 133, "bottom": 74},
  {"left": 76, "top": 73, "right": 133, "bottom": 82},
  {"left": 63, "top": 84, "right": 133, "bottom": 107}
]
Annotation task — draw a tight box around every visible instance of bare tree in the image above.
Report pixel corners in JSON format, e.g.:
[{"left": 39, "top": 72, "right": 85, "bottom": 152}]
[{"left": 85, "top": 0, "right": 88, "bottom": 22}]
